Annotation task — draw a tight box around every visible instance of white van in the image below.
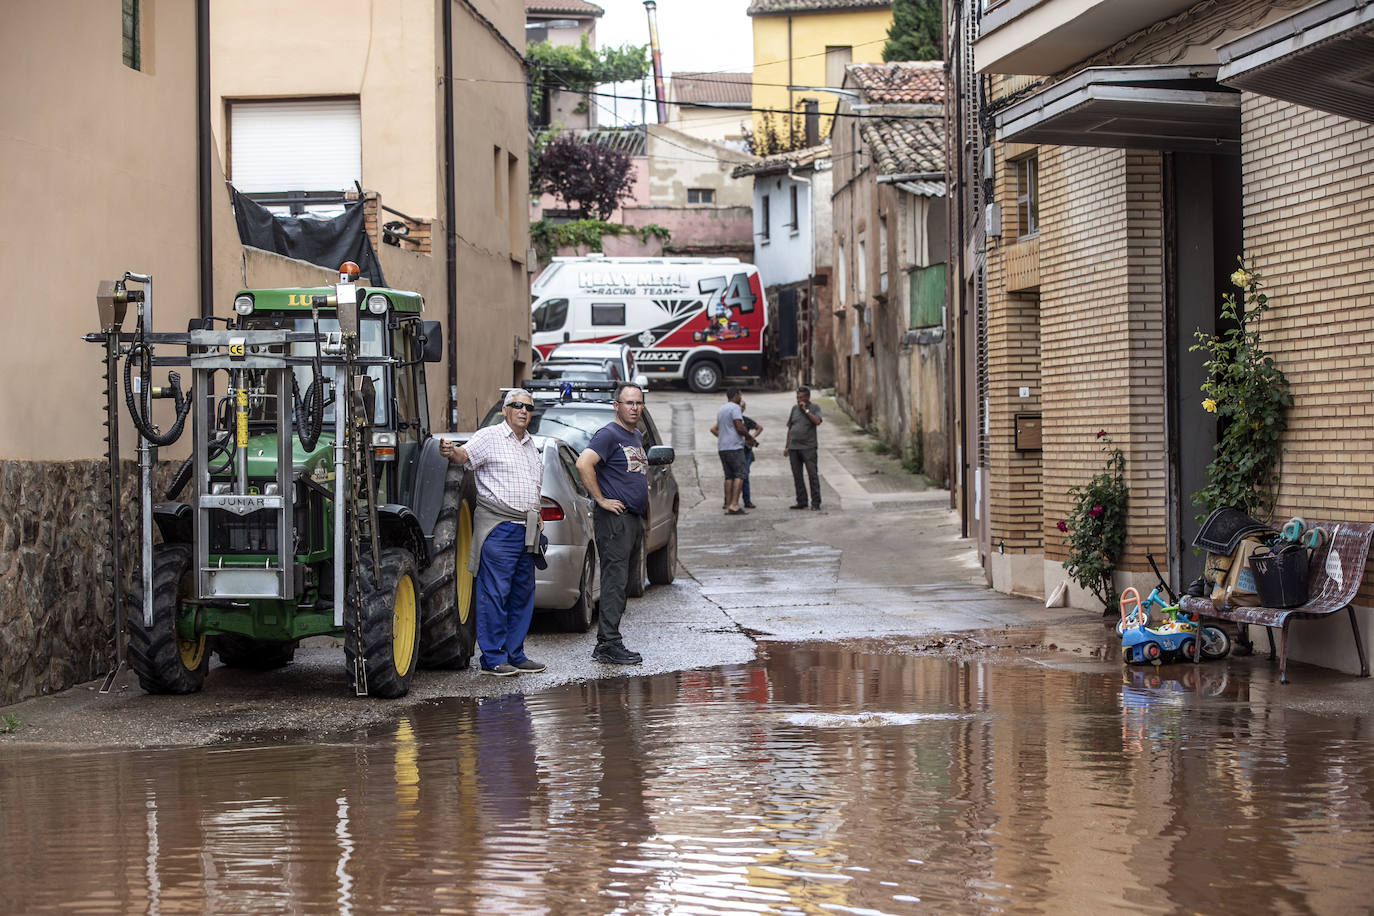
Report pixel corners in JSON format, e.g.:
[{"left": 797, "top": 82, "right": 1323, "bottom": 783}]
[{"left": 530, "top": 255, "right": 768, "bottom": 393}]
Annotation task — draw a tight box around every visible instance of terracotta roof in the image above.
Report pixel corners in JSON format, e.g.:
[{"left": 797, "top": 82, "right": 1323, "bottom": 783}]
[
  {"left": 859, "top": 117, "right": 944, "bottom": 176},
  {"left": 731, "top": 144, "right": 831, "bottom": 178},
  {"left": 525, "top": 0, "right": 603, "bottom": 17},
  {"left": 847, "top": 61, "right": 945, "bottom": 104},
  {"left": 747, "top": 0, "right": 889, "bottom": 14},
  {"left": 669, "top": 72, "right": 752, "bottom": 106}
]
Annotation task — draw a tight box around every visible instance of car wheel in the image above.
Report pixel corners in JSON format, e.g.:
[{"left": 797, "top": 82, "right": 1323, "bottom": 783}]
[
  {"left": 687, "top": 359, "right": 722, "bottom": 394},
  {"left": 647, "top": 516, "right": 677, "bottom": 585},
  {"left": 557, "top": 548, "right": 597, "bottom": 633},
  {"left": 626, "top": 520, "right": 648, "bottom": 597}
]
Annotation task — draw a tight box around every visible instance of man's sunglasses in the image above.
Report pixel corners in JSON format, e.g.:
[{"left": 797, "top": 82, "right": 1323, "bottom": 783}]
[{"left": 506, "top": 402, "right": 536, "bottom": 412}]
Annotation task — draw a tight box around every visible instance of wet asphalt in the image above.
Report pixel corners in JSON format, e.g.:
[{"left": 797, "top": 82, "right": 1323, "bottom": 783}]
[{"left": 3, "top": 388, "right": 1370, "bottom": 746}]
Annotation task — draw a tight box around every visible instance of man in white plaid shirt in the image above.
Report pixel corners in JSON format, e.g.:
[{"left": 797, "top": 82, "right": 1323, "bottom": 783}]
[{"left": 440, "top": 389, "right": 545, "bottom": 677}]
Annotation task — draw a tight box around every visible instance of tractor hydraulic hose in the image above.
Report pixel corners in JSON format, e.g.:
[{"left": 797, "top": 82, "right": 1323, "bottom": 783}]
[
  {"left": 123, "top": 340, "right": 192, "bottom": 447},
  {"left": 291, "top": 372, "right": 325, "bottom": 451},
  {"left": 165, "top": 430, "right": 231, "bottom": 500}
]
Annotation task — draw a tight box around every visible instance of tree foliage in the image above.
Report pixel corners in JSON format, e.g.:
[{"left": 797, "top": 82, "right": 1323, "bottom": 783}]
[
  {"left": 531, "top": 133, "right": 636, "bottom": 220},
  {"left": 526, "top": 37, "right": 650, "bottom": 108},
  {"left": 882, "top": 0, "right": 942, "bottom": 62}
]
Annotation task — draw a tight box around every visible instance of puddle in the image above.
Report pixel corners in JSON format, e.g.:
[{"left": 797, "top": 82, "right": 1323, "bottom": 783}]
[{"left": 3, "top": 642, "right": 1373, "bottom": 914}]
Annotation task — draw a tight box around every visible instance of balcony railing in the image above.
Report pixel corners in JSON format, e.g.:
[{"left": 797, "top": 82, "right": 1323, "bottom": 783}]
[{"left": 1003, "top": 235, "right": 1039, "bottom": 292}]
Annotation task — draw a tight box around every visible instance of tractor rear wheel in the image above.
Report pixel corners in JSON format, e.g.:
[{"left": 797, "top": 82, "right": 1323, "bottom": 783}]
[
  {"left": 126, "top": 544, "right": 208, "bottom": 694},
  {"left": 215, "top": 635, "right": 297, "bottom": 670},
  {"left": 346, "top": 547, "right": 421, "bottom": 698},
  {"left": 418, "top": 465, "right": 478, "bottom": 669}
]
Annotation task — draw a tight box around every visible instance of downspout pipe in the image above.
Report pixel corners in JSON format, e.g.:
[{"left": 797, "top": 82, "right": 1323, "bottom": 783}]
[
  {"left": 197, "top": 0, "right": 212, "bottom": 318},
  {"left": 443, "top": 0, "right": 459, "bottom": 429}
]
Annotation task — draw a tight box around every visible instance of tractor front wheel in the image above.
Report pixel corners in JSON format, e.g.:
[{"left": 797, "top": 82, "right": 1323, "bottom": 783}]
[
  {"left": 126, "top": 544, "right": 208, "bottom": 694},
  {"left": 346, "top": 547, "right": 422, "bottom": 698},
  {"left": 418, "top": 464, "right": 478, "bottom": 669}
]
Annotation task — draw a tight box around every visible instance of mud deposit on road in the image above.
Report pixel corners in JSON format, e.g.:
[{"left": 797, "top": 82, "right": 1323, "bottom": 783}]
[{"left": 5, "top": 638, "right": 1374, "bottom": 914}]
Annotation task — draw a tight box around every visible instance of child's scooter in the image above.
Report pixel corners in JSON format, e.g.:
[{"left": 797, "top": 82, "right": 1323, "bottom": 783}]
[{"left": 1119, "top": 554, "right": 1231, "bottom": 665}]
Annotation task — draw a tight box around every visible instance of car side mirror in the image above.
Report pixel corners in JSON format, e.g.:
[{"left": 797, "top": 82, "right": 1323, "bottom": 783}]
[
  {"left": 420, "top": 320, "right": 443, "bottom": 362},
  {"left": 647, "top": 445, "right": 674, "bottom": 466}
]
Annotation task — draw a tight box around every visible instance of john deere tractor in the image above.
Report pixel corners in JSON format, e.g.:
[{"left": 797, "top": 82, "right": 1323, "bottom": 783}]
[{"left": 88, "top": 264, "right": 476, "bottom": 698}]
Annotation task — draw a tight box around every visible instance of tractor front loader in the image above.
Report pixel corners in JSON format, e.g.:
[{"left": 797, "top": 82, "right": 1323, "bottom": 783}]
[{"left": 86, "top": 263, "right": 476, "bottom": 698}]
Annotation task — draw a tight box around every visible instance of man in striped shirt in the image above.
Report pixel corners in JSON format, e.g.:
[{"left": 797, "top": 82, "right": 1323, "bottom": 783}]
[{"left": 439, "top": 389, "right": 545, "bottom": 677}]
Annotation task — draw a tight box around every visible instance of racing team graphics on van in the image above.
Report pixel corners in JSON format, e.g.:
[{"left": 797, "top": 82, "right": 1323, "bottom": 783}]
[{"left": 530, "top": 257, "right": 768, "bottom": 392}]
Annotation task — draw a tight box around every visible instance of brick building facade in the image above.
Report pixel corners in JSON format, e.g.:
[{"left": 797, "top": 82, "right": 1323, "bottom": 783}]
[{"left": 948, "top": 0, "right": 1374, "bottom": 673}]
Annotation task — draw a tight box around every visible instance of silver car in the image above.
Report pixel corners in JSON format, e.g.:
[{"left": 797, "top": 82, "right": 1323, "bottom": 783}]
[
  {"left": 479, "top": 382, "right": 680, "bottom": 603},
  {"left": 531, "top": 434, "right": 601, "bottom": 632}
]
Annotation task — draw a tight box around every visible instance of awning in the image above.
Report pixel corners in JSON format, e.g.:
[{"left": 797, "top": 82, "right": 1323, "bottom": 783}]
[
  {"left": 1217, "top": 0, "right": 1374, "bottom": 125},
  {"left": 994, "top": 65, "right": 1241, "bottom": 153}
]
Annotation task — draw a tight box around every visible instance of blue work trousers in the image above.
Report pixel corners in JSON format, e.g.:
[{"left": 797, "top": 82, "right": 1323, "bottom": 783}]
[
  {"left": 742, "top": 448, "right": 755, "bottom": 504},
  {"left": 475, "top": 522, "right": 536, "bottom": 670}
]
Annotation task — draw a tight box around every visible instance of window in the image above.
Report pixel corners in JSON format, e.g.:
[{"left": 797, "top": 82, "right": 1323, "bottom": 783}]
[
  {"left": 788, "top": 185, "right": 799, "bottom": 231},
  {"left": 856, "top": 232, "right": 867, "bottom": 299},
  {"left": 825, "top": 46, "right": 852, "bottom": 89},
  {"left": 879, "top": 216, "right": 888, "bottom": 296},
  {"left": 1016, "top": 155, "right": 1039, "bottom": 238},
  {"left": 532, "top": 299, "right": 568, "bottom": 332},
  {"left": 760, "top": 194, "right": 770, "bottom": 241},
  {"left": 687, "top": 188, "right": 715, "bottom": 204},
  {"left": 591, "top": 303, "right": 625, "bottom": 326},
  {"left": 122, "top": 0, "right": 140, "bottom": 70},
  {"left": 229, "top": 99, "right": 361, "bottom": 217}
]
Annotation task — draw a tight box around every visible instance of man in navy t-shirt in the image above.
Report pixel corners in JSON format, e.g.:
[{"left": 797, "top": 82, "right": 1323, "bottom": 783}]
[{"left": 575, "top": 383, "right": 649, "bottom": 665}]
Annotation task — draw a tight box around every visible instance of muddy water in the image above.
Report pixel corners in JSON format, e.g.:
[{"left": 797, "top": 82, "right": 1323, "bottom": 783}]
[{"left": 4, "top": 645, "right": 1374, "bottom": 914}]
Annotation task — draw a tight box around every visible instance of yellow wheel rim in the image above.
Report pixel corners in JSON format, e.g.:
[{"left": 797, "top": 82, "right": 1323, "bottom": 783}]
[
  {"left": 179, "top": 635, "right": 206, "bottom": 670},
  {"left": 393, "top": 572, "right": 417, "bottom": 675},
  {"left": 175, "top": 567, "right": 205, "bottom": 670},
  {"left": 456, "top": 503, "right": 475, "bottom": 624}
]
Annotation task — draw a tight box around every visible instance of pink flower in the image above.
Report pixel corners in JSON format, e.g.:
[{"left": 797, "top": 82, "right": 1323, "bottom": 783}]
[
  {"left": 1056, "top": 520, "right": 1068, "bottom": 532},
  {"left": 1090, "top": 504, "right": 1104, "bottom": 518},
  {"left": 1096, "top": 429, "right": 1107, "bottom": 440}
]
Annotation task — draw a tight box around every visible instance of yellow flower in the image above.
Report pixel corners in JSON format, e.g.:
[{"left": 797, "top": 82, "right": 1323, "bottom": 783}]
[
  {"left": 1202, "top": 398, "right": 1217, "bottom": 413},
  {"left": 1230, "top": 268, "right": 1251, "bottom": 289}
]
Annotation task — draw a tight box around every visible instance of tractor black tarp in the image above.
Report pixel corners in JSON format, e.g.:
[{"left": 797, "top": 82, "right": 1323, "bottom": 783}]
[{"left": 231, "top": 187, "right": 385, "bottom": 287}]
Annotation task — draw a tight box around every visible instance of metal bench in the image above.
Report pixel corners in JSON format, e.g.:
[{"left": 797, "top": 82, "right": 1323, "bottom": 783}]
[{"left": 1178, "top": 521, "right": 1374, "bottom": 684}]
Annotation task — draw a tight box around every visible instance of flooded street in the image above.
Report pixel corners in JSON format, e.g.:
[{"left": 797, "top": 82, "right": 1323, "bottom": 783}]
[
  {"left": 5, "top": 391, "right": 1374, "bottom": 913},
  {"left": 6, "top": 642, "right": 1374, "bottom": 914}
]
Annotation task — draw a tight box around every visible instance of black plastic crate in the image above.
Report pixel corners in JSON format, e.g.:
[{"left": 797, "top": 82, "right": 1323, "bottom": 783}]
[{"left": 1250, "top": 545, "right": 1309, "bottom": 608}]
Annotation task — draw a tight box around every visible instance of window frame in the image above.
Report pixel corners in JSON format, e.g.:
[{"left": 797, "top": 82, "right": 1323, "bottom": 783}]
[
  {"left": 687, "top": 188, "right": 716, "bottom": 205},
  {"left": 590, "top": 302, "right": 626, "bottom": 327},
  {"left": 1015, "top": 154, "right": 1039, "bottom": 240}
]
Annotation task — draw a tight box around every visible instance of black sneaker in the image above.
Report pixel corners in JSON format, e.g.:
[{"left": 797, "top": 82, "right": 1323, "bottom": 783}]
[
  {"left": 592, "top": 644, "right": 643, "bottom": 665},
  {"left": 513, "top": 659, "right": 546, "bottom": 673},
  {"left": 790, "top": 503, "right": 808, "bottom": 510},
  {"left": 481, "top": 663, "right": 519, "bottom": 677},
  {"left": 744, "top": 501, "right": 757, "bottom": 509}
]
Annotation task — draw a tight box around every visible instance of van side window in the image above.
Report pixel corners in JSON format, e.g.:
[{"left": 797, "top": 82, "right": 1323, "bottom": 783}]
[
  {"left": 533, "top": 298, "right": 568, "bottom": 332},
  {"left": 591, "top": 303, "right": 626, "bottom": 326}
]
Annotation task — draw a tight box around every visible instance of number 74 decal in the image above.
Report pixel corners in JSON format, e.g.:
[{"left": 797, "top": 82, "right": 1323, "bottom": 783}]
[{"left": 698, "top": 273, "right": 756, "bottom": 314}]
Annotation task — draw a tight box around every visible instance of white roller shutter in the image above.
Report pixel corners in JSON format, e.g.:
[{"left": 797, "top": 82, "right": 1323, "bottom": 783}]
[{"left": 230, "top": 98, "right": 361, "bottom": 194}]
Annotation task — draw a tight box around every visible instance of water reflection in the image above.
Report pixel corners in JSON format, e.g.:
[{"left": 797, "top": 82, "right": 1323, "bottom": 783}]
[{"left": 3, "top": 644, "right": 1373, "bottom": 914}]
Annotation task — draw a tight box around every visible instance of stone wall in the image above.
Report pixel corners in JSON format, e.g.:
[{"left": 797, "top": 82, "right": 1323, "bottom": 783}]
[{"left": 0, "top": 459, "right": 174, "bottom": 705}]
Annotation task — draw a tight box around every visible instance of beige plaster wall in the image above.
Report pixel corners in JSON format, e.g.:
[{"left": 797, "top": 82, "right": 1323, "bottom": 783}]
[
  {"left": 1, "top": 0, "right": 202, "bottom": 462},
  {"left": 211, "top": 0, "right": 440, "bottom": 221},
  {"left": 645, "top": 126, "right": 756, "bottom": 207}
]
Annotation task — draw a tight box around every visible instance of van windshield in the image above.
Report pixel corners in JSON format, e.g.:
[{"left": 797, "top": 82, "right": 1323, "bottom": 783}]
[{"left": 533, "top": 298, "right": 568, "bottom": 332}]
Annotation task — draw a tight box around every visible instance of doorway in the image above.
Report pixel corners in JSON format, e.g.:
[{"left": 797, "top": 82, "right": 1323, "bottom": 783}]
[{"left": 1164, "top": 152, "right": 1242, "bottom": 587}]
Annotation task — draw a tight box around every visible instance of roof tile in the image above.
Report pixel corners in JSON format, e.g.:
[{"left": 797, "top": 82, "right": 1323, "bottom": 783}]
[
  {"left": 847, "top": 61, "right": 945, "bottom": 104},
  {"left": 670, "top": 72, "right": 752, "bottom": 106},
  {"left": 748, "top": 0, "right": 890, "bottom": 14},
  {"left": 859, "top": 117, "right": 944, "bottom": 176},
  {"left": 525, "top": 0, "right": 604, "bottom": 17}
]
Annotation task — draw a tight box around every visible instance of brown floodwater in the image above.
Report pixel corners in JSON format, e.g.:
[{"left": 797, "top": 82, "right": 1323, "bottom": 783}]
[{"left": 4, "top": 643, "right": 1374, "bottom": 914}]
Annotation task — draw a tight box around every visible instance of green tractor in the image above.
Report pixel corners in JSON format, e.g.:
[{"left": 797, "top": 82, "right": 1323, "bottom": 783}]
[{"left": 88, "top": 263, "right": 476, "bottom": 698}]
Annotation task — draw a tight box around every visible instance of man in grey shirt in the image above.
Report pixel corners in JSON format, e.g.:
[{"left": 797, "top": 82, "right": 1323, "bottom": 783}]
[
  {"left": 785, "top": 385, "right": 823, "bottom": 510},
  {"left": 715, "top": 387, "right": 754, "bottom": 515}
]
